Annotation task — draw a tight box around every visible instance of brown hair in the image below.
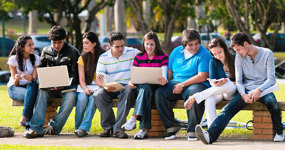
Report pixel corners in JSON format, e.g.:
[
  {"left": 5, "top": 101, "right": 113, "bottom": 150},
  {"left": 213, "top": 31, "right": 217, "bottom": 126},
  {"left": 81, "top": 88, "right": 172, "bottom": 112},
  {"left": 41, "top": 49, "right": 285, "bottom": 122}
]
[
  {"left": 208, "top": 38, "right": 235, "bottom": 80},
  {"left": 141, "top": 32, "right": 165, "bottom": 56},
  {"left": 230, "top": 32, "right": 251, "bottom": 48},
  {"left": 181, "top": 29, "right": 201, "bottom": 47}
]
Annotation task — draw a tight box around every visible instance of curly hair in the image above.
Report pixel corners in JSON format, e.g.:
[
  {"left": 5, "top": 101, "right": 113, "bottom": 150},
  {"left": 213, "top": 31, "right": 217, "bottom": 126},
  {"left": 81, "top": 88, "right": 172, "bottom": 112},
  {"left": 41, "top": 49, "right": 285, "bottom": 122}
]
[{"left": 8, "top": 35, "right": 35, "bottom": 72}]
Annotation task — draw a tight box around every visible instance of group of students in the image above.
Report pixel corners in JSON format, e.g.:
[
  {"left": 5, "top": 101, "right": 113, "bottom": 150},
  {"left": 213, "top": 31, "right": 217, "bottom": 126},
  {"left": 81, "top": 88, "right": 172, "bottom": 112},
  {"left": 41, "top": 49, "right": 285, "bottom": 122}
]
[{"left": 7, "top": 25, "right": 284, "bottom": 143}]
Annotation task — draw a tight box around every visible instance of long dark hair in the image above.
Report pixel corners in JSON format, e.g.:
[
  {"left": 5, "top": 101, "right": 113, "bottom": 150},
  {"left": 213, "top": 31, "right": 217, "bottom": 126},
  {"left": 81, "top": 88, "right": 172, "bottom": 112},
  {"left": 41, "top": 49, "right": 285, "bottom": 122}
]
[
  {"left": 141, "top": 32, "right": 165, "bottom": 56},
  {"left": 8, "top": 35, "right": 35, "bottom": 72},
  {"left": 81, "top": 32, "right": 105, "bottom": 62},
  {"left": 208, "top": 38, "right": 235, "bottom": 80}
]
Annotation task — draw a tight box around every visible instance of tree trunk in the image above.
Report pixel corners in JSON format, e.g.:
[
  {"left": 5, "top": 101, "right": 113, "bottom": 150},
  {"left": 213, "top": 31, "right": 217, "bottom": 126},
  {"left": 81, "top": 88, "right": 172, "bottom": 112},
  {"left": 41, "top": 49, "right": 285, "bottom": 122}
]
[
  {"left": 88, "top": 0, "right": 97, "bottom": 33},
  {"left": 161, "top": 0, "right": 183, "bottom": 54},
  {"left": 129, "top": 0, "right": 148, "bottom": 35},
  {"left": 105, "top": 6, "right": 114, "bottom": 34},
  {"left": 114, "top": 0, "right": 126, "bottom": 37},
  {"left": 28, "top": 10, "right": 38, "bottom": 34},
  {"left": 143, "top": 0, "right": 151, "bottom": 31},
  {"left": 282, "top": 22, "right": 285, "bottom": 33},
  {"left": 187, "top": 17, "right": 196, "bottom": 30}
]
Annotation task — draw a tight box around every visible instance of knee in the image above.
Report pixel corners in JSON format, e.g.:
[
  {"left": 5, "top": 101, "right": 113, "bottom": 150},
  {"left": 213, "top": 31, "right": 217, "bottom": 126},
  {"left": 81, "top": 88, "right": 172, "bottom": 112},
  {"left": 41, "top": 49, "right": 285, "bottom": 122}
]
[{"left": 205, "top": 98, "right": 216, "bottom": 108}]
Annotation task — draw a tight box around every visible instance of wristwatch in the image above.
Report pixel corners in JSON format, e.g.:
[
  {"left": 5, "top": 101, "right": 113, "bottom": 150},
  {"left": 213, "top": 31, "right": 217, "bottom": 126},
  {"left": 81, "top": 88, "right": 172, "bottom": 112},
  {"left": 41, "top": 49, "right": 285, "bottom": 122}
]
[{"left": 181, "top": 82, "right": 185, "bottom": 89}]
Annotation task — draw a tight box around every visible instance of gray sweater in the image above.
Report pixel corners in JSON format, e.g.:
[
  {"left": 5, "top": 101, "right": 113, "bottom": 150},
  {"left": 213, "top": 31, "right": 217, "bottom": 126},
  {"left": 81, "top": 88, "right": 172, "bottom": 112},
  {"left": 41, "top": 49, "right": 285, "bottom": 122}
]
[{"left": 235, "top": 47, "right": 276, "bottom": 96}]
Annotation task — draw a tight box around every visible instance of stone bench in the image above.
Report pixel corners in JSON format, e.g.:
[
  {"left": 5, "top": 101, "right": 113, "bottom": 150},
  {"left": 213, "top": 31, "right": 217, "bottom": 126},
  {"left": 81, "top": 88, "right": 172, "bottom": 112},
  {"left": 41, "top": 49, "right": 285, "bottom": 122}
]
[{"left": 12, "top": 99, "right": 285, "bottom": 140}]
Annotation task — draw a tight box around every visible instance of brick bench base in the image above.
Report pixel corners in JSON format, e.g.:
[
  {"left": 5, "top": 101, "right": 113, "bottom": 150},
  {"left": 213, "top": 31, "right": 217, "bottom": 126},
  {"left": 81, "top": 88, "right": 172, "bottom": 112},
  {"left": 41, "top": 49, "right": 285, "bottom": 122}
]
[{"left": 12, "top": 99, "right": 285, "bottom": 140}]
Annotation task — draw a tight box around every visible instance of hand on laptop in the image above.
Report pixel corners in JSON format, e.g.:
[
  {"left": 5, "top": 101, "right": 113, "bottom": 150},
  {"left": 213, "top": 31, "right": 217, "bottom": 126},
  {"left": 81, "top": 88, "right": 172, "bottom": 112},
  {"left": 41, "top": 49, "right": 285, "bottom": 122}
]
[
  {"left": 158, "top": 77, "right": 168, "bottom": 86},
  {"left": 104, "top": 86, "right": 116, "bottom": 92},
  {"left": 128, "top": 81, "right": 137, "bottom": 89}
]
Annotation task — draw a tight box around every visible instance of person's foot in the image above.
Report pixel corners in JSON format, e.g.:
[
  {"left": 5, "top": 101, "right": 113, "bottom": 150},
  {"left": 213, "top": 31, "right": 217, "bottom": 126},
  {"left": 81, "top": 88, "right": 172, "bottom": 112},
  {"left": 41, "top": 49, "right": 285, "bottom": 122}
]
[
  {"left": 184, "top": 96, "right": 196, "bottom": 109},
  {"left": 99, "top": 129, "right": 113, "bottom": 137},
  {"left": 113, "top": 130, "right": 128, "bottom": 139},
  {"left": 74, "top": 129, "right": 88, "bottom": 137},
  {"left": 187, "top": 132, "right": 198, "bottom": 141},
  {"left": 165, "top": 126, "right": 181, "bottom": 140},
  {"left": 19, "top": 116, "right": 26, "bottom": 127},
  {"left": 195, "top": 125, "right": 210, "bottom": 144},
  {"left": 134, "top": 129, "right": 148, "bottom": 139},
  {"left": 273, "top": 131, "right": 284, "bottom": 142},
  {"left": 23, "top": 129, "right": 44, "bottom": 139},
  {"left": 121, "top": 117, "right": 136, "bottom": 131},
  {"left": 43, "top": 124, "right": 59, "bottom": 135}
]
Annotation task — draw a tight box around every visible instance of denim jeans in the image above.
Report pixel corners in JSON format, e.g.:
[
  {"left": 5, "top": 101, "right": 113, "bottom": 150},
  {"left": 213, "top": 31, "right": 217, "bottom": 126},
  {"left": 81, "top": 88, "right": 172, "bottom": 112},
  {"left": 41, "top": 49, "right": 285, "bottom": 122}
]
[
  {"left": 75, "top": 92, "right": 97, "bottom": 131},
  {"left": 155, "top": 80, "right": 207, "bottom": 133},
  {"left": 30, "top": 86, "right": 76, "bottom": 134},
  {"left": 207, "top": 92, "right": 283, "bottom": 143},
  {"left": 94, "top": 85, "right": 136, "bottom": 133},
  {"left": 8, "top": 81, "right": 38, "bottom": 124},
  {"left": 133, "top": 84, "right": 158, "bottom": 130}
]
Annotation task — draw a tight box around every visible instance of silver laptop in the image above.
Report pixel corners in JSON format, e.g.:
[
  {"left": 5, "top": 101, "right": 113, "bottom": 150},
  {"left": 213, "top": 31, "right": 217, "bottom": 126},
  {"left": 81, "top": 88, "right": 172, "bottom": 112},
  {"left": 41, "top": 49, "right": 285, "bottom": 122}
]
[
  {"left": 130, "top": 67, "right": 162, "bottom": 84},
  {"left": 37, "top": 66, "right": 72, "bottom": 88}
]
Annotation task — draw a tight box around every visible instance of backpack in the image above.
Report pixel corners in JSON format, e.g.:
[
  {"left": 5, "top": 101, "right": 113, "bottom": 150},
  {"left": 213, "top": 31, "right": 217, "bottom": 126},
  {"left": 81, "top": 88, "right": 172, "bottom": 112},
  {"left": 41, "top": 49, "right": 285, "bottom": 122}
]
[{"left": 0, "top": 126, "right": 14, "bottom": 138}]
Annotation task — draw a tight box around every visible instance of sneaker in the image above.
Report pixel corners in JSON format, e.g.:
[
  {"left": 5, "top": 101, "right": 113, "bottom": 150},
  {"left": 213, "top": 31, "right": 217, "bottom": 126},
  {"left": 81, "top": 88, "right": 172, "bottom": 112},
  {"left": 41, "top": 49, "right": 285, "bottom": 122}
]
[
  {"left": 74, "top": 129, "right": 88, "bottom": 137},
  {"left": 273, "top": 132, "right": 284, "bottom": 142},
  {"left": 134, "top": 129, "right": 148, "bottom": 139},
  {"left": 187, "top": 132, "right": 198, "bottom": 141},
  {"left": 195, "top": 125, "right": 210, "bottom": 144},
  {"left": 113, "top": 130, "right": 128, "bottom": 139},
  {"left": 165, "top": 126, "right": 181, "bottom": 140},
  {"left": 43, "top": 125, "right": 59, "bottom": 135},
  {"left": 99, "top": 129, "right": 113, "bottom": 137},
  {"left": 121, "top": 117, "right": 136, "bottom": 131},
  {"left": 23, "top": 129, "right": 44, "bottom": 139}
]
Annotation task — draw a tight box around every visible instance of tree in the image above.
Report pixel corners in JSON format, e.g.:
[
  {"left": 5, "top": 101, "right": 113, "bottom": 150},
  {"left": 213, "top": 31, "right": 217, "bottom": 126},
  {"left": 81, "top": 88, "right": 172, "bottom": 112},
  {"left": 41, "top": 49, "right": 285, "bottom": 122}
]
[
  {"left": 17, "top": 0, "right": 112, "bottom": 51},
  {"left": 128, "top": 0, "right": 149, "bottom": 35},
  {"left": 227, "top": 0, "right": 285, "bottom": 51},
  {"left": 114, "top": 0, "right": 126, "bottom": 37}
]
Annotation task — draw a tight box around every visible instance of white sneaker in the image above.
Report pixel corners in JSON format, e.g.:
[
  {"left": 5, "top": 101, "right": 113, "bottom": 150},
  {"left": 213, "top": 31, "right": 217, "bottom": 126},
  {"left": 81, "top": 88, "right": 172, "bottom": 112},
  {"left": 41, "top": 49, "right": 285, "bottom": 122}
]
[
  {"left": 134, "top": 129, "right": 147, "bottom": 139},
  {"left": 187, "top": 132, "right": 198, "bottom": 141},
  {"left": 165, "top": 126, "right": 181, "bottom": 140},
  {"left": 195, "top": 125, "right": 210, "bottom": 144},
  {"left": 273, "top": 132, "right": 284, "bottom": 142},
  {"left": 121, "top": 117, "right": 136, "bottom": 131}
]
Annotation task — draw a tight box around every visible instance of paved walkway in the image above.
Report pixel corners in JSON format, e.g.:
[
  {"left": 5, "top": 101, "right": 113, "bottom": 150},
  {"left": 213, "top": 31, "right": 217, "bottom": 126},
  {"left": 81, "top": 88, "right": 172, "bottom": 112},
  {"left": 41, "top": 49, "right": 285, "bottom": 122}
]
[{"left": 1, "top": 133, "right": 285, "bottom": 149}]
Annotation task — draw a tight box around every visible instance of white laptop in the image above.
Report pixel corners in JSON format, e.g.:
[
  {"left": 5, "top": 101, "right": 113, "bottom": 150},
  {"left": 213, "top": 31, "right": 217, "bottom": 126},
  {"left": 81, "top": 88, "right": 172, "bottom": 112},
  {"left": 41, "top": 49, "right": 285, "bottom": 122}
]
[
  {"left": 130, "top": 67, "right": 162, "bottom": 84},
  {"left": 37, "top": 65, "right": 72, "bottom": 88}
]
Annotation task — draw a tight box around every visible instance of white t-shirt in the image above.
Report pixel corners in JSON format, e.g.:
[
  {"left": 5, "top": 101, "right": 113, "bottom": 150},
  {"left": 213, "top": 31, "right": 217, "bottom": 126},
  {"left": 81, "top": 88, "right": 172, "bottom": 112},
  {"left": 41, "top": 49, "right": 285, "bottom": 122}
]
[{"left": 7, "top": 55, "right": 40, "bottom": 87}]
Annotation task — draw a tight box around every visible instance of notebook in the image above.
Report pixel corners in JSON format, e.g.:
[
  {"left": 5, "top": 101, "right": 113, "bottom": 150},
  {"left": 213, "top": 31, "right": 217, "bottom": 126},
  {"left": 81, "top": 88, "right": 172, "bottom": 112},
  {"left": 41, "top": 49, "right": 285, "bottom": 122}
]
[
  {"left": 130, "top": 67, "right": 162, "bottom": 84},
  {"left": 37, "top": 65, "right": 72, "bottom": 88},
  {"left": 98, "top": 73, "right": 125, "bottom": 92}
]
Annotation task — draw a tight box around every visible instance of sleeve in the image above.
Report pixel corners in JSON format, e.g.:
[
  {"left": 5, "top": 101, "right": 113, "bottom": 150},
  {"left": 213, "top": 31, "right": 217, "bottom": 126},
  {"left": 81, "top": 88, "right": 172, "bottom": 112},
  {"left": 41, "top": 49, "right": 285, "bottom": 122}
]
[
  {"left": 209, "top": 58, "right": 216, "bottom": 79},
  {"left": 77, "top": 56, "right": 84, "bottom": 67},
  {"left": 70, "top": 50, "right": 80, "bottom": 85},
  {"left": 7, "top": 56, "right": 17, "bottom": 67},
  {"left": 40, "top": 48, "right": 47, "bottom": 67},
  {"left": 162, "top": 66, "right": 168, "bottom": 80},
  {"left": 161, "top": 54, "right": 169, "bottom": 66},
  {"left": 235, "top": 55, "right": 246, "bottom": 96},
  {"left": 198, "top": 51, "right": 211, "bottom": 73},
  {"left": 168, "top": 50, "right": 175, "bottom": 72},
  {"left": 257, "top": 51, "right": 276, "bottom": 91},
  {"left": 133, "top": 55, "right": 140, "bottom": 67},
  {"left": 35, "top": 55, "right": 41, "bottom": 66},
  {"left": 96, "top": 56, "right": 107, "bottom": 74}
]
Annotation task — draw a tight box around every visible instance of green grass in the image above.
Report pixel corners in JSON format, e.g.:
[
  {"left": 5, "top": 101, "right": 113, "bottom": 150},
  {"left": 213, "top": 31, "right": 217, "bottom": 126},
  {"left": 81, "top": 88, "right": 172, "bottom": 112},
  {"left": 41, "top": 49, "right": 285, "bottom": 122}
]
[
  {"left": 1, "top": 84, "right": 285, "bottom": 137},
  {"left": 274, "top": 52, "right": 285, "bottom": 61}
]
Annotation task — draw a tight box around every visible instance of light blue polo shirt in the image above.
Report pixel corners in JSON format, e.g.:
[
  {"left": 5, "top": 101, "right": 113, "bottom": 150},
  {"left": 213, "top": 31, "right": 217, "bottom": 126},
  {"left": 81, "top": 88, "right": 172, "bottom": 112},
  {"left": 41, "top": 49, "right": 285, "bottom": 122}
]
[{"left": 169, "top": 45, "right": 211, "bottom": 87}]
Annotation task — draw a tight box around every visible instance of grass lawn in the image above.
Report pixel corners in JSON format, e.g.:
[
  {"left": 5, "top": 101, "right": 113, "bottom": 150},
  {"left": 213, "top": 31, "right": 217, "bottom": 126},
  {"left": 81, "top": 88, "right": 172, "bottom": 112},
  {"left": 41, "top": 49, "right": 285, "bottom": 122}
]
[{"left": 0, "top": 84, "right": 285, "bottom": 136}]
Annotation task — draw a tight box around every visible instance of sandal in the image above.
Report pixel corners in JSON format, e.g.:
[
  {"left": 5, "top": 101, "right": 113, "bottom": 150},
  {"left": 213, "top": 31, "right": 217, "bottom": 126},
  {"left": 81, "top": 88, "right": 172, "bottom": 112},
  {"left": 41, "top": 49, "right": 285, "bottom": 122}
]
[{"left": 113, "top": 130, "right": 128, "bottom": 139}]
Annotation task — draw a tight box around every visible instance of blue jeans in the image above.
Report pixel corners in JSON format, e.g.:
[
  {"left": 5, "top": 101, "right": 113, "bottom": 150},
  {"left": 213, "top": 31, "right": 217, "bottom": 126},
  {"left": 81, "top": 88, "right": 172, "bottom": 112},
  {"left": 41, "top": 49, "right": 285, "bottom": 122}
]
[
  {"left": 75, "top": 92, "right": 97, "bottom": 131},
  {"left": 8, "top": 81, "right": 38, "bottom": 124},
  {"left": 155, "top": 80, "right": 207, "bottom": 133},
  {"left": 30, "top": 86, "right": 76, "bottom": 134},
  {"left": 207, "top": 92, "right": 283, "bottom": 143},
  {"left": 133, "top": 84, "right": 158, "bottom": 130}
]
